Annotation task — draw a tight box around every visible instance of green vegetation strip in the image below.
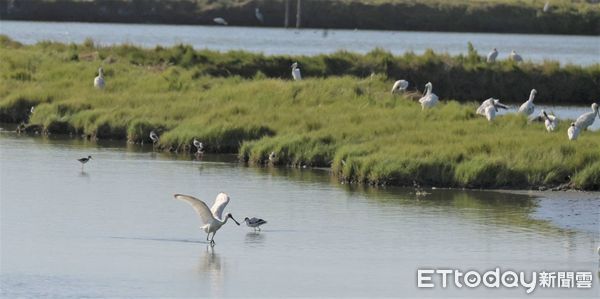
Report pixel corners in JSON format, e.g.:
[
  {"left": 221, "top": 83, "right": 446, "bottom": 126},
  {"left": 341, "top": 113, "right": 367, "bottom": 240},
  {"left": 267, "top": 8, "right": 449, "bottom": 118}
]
[{"left": 1, "top": 37, "right": 599, "bottom": 190}]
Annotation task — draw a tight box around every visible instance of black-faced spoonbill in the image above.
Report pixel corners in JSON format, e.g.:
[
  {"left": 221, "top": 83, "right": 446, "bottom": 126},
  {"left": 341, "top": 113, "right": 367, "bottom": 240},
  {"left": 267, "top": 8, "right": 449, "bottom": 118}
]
[
  {"left": 509, "top": 50, "right": 523, "bottom": 62},
  {"left": 291, "top": 62, "right": 302, "bottom": 80},
  {"left": 477, "top": 98, "right": 507, "bottom": 121},
  {"left": 244, "top": 217, "right": 267, "bottom": 231},
  {"left": 173, "top": 193, "right": 240, "bottom": 245},
  {"left": 518, "top": 89, "right": 537, "bottom": 116},
  {"left": 255, "top": 8, "right": 264, "bottom": 23},
  {"left": 418, "top": 82, "right": 439, "bottom": 110},
  {"left": 94, "top": 67, "right": 105, "bottom": 89},
  {"left": 391, "top": 80, "right": 409, "bottom": 94},
  {"left": 149, "top": 131, "right": 159, "bottom": 147},
  {"left": 541, "top": 110, "right": 558, "bottom": 132},
  {"left": 193, "top": 139, "right": 204, "bottom": 154},
  {"left": 487, "top": 48, "right": 498, "bottom": 63},
  {"left": 574, "top": 103, "right": 598, "bottom": 130},
  {"left": 213, "top": 17, "right": 228, "bottom": 25},
  {"left": 567, "top": 123, "right": 580, "bottom": 141}
]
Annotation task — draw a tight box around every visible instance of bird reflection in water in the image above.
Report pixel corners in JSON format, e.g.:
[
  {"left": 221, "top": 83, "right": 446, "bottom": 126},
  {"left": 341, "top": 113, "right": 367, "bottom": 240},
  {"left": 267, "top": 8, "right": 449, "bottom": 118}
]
[
  {"left": 198, "top": 245, "right": 224, "bottom": 297},
  {"left": 245, "top": 231, "right": 266, "bottom": 246}
]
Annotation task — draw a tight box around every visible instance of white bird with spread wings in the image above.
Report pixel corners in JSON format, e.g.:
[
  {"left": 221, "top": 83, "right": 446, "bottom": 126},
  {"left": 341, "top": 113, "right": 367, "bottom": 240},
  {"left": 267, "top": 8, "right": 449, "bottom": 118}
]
[{"left": 173, "top": 193, "right": 240, "bottom": 245}]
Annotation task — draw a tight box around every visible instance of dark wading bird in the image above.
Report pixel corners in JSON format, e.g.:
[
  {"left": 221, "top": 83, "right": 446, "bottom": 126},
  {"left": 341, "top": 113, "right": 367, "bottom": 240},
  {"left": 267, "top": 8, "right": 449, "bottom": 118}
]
[
  {"left": 244, "top": 217, "right": 267, "bottom": 231},
  {"left": 77, "top": 155, "right": 92, "bottom": 171},
  {"left": 173, "top": 193, "right": 240, "bottom": 245}
]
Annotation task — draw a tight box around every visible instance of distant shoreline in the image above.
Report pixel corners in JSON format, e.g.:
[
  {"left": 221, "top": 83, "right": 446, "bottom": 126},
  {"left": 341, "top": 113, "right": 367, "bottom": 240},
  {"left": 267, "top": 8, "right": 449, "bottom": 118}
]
[{"left": 1, "top": 0, "right": 598, "bottom": 36}]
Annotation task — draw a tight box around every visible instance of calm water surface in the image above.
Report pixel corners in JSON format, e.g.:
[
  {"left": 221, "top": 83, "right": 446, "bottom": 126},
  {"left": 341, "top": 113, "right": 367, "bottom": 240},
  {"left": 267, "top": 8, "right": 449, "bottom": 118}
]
[
  {"left": 1, "top": 21, "right": 598, "bottom": 66},
  {"left": 1, "top": 134, "right": 599, "bottom": 298}
]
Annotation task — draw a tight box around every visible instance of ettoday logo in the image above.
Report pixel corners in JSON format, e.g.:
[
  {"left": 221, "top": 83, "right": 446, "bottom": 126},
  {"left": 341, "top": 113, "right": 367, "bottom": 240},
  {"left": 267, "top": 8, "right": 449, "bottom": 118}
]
[{"left": 417, "top": 268, "right": 593, "bottom": 294}]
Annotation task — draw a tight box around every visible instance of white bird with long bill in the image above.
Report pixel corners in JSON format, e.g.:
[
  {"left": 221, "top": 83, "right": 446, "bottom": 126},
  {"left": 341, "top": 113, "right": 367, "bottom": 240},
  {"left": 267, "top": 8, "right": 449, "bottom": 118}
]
[
  {"left": 391, "top": 80, "right": 409, "bottom": 94},
  {"left": 291, "top": 62, "right": 302, "bottom": 80},
  {"left": 574, "top": 103, "right": 598, "bottom": 130},
  {"left": 94, "top": 67, "right": 105, "bottom": 89},
  {"left": 173, "top": 193, "right": 240, "bottom": 244},
  {"left": 518, "top": 89, "right": 537, "bottom": 116},
  {"left": 541, "top": 110, "right": 558, "bottom": 132},
  {"left": 418, "top": 82, "right": 439, "bottom": 110},
  {"left": 567, "top": 123, "right": 580, "bottom": 140}
]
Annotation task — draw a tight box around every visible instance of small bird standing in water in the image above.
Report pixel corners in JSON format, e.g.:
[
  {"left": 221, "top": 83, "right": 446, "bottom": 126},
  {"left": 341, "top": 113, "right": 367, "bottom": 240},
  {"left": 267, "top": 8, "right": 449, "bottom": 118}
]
[
  {"left": 77, "top": 155, "right": 92, "bottom": 171},
  {"left": 149, "top": 131, "right": 159, "bottom": 148},
  {"left": 244, "top": 217, "right": 267, "bottom": 231},
  {"left": 193, "top": 139, "right": 204, "bottom": 155}
]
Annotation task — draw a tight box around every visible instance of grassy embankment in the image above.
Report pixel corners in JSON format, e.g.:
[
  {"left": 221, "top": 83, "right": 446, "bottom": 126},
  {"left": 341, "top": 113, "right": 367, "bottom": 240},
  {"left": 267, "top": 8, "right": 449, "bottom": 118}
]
[
  {"left": 1, "top": 37, "right": 599, "bottom": 190},
  {"left": 1, "top": 0, "right": 599, "bottom": 35}
]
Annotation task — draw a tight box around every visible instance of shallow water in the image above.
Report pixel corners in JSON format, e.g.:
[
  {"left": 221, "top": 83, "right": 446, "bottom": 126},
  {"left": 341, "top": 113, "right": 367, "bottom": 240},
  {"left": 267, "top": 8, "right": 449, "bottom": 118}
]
[
  {"left": 1, "top": 20, "right": 598, "bottom": 66},
  {"left": 1, "top": 134, "right": 599, "bottom": 298}
]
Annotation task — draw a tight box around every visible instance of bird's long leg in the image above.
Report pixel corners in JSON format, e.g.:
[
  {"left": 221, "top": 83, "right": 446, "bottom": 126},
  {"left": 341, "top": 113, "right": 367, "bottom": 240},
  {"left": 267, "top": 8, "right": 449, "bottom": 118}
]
[
  {"left": 210, "top": 231, "right": 217, "bottom": 244},
  {"left": 206, "top": 233, "right": 211, "bottom": 242}
]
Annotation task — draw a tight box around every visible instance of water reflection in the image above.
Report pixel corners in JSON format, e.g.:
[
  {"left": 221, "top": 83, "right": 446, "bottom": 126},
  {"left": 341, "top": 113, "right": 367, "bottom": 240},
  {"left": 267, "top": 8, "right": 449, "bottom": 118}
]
[
  {"left": 198, "top": 245, "right": 224, "bottom": 298},
  {"left": 245, "top": 231, "right": 266, "bottom": 246}
]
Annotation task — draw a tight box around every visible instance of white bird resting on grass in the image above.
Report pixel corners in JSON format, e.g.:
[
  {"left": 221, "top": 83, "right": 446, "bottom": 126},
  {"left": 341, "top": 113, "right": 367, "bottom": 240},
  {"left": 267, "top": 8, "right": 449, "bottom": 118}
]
[
  {"left": 574, "top": 103, "right": 599, "bottom": 130},
  {"left": 487, "top": 48, "right": 498, "bottom": 63},
  {"left": 567, "top": 123, "right": 580, "bottom": 140},
  {"left": 510, "top": 50, "right": 523, "bottom": 62},
  {"left": 540, "top": 110, "right": 558, "bottom": 132},
  {"left": 391, "top": 80, "right": 409, "bottom": 94},
  {"left": 173, "top": 193, "right": 240, "bottom": 245},
  {"left": 476, "top": 98, "right": 508, "bottom": 121},
  {"left": 244, "top": 217, "right": 267, "bottom": 231},
  {"left": 291, "top": 62, "right": 302, "bottom": 80},
  {"left": 418, "top": 82, "right": 439, "bottom": 110},
  {"left": 94, "top": 67, "right": 105, "bottom": 89},
  {"left": 518, "top": 89, "right": 537, "bottom": 116},
  {"left": 213, "top": 17, "right": 228, "bottom": 25}
]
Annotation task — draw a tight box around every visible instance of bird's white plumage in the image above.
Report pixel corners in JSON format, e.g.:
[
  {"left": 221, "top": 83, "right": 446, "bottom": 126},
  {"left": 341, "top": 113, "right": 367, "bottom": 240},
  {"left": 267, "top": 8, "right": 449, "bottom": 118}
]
[
  {"left": 487, "top": 48, "right": 498, "bottom": 63},
  {"left": 567, "top": 123, "right": 580, "bottom": 140},
  {"left": 574, "top": 103, "right": 598, "bottom": 130},
  {"left": 291, "top": 62, "right": 302, "bottom": 80},
  {"left": 193, "top": 139, "right": 203, "bottom": 151},
  {"left": 518, "top": 89, "right": 536, "bottom": 116},
  {"left": 391, "top": 80, "right": 409, "bottom": 94},
  {"left": 255, "top": 8, "right": 264, "bottom": 23},
  {"left": 94, "top": 67, "right": 105, "bottom": 89},
  {"left": 174, "top": 194, "right": 213, "bottom": 225},
  {"left": 477, "top": 98, "right": 507, "bottom": 118},
  {"left": 149, "top": 131, "right": 159, "bottom": 143},
  {"left": 541, "top": 110, "right": 558, "bottom": 132},
  {"left": 210, "top": 192, "right": 230, "bottom": 221},
  {"left": 418, "top": 82, "right": 439, "bottom": 109},
  {"left": 510, "top": 50, "right": 523, "bottom": 62},
  {"left": 213, "top": 17, "right": 228, "bottom": 25}
]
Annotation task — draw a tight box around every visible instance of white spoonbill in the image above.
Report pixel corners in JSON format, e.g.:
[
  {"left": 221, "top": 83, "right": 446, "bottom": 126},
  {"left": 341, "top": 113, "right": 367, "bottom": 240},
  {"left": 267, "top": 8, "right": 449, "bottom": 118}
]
[
  {"left": 94, "top": 67, "right": 105, "bottom": 89},
  {"left": 418, "top": 82, "right": 439, "bottom": 110},
  {"left": 487, "top": 48, "right": 498, "bottom": 63},
  {"left": 193, "top": 139, "right": 204, "bottom": 154},
  {"left": 244, "top": 217, "right": 267, "bottom": 231},
  {"left": 268, "top": 151, "right": 276, "bottom": 162},
  {"left": 291, "top": 62, "right": 302, "bottom": 80},
  {"left": 541, "top": 110, "right": 558, "bottom": 132},
  {"left": 574, "top": 103, "right": 598, "bottom": 130},
  {"left": 477, "top": 98, "right": 508, "bottom": 121},
  {"left": 149, "top": 130, "right": 159, "bottom": 146},
  {"left": 567, "top": 123, "right": 580, "bottom": 140},
  {"left": 510, "top": 50, "right": 523, "bottom": 62},
  {"left": 391, "top": 80, "right": 409, "bottom": 94},
  {"left": 518, "top": 89, "right": 537, "bottom": 116},
  {"left": 255, "top": 8, "right": 264, "bottom": 23},
  {"left": 173, "top": 193, "right": 240, "bottom": 244},
  {"left": 213, "top": 17, "right": 228, "bottom": 25},
  {"left": 543, "top": 2, "right": 551, "bottom": 13}
]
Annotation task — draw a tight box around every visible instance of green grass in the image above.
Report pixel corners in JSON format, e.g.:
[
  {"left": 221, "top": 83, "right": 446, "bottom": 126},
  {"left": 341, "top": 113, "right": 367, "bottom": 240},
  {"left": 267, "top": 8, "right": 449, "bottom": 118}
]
[{"left": 1, "top": 38, "right": 599, "bottom": 190}]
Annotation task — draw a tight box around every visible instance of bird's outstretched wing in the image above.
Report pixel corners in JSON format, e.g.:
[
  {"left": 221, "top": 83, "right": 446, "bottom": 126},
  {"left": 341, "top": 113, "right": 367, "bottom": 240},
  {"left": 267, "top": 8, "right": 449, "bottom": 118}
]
[
  {"left": 210, "top": 193, "right": 230, "bottom": 220},
  {"left": 174, "top": 194, "right": 213, "bottom": 225}
]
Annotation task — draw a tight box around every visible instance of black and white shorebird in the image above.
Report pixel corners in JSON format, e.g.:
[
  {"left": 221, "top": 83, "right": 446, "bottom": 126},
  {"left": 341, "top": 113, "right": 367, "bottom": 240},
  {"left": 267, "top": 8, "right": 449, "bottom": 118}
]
[
  {"left": 193, "top": 138, "right": 204, "bottom": 155},
  {"left": 149, "top": 131, "right": 159, "bottom": 147},
  {"left": 244, "top": 217, "right": 267, "bottom": 231},
  {"left": 77, "top": 155, "right": 92, "bottom": 171}
]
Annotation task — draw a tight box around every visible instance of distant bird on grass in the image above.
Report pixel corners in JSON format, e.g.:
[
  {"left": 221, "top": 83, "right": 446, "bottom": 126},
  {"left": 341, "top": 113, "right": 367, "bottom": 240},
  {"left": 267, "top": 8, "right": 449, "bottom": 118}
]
[
  {"left": 255, "top": 8, "right": 264, "bottom": 23},
  {"left": 574, "top": 103, "right": 599, "bottom": 131},
  {"left": 291, "top": 62, "right": 302, "bottom": 81},
  {"left": 94, "top": 67, "right": 105, "bottom": 89},
  {"left": 518, "top": 89, "right": 537, "bottom": 116},
  {"left": 567, "top": 123, "right": 580, "bottom": 140},
  {"left": 149, "top": 131, "right": 159, "bottom": 147},
  {"left": 541, "top": 110, "right": 558, "bottom": 132},
  {"left": 391, "top": 80, "right": 409, "bottom": 94},
  {"left": 487, "top": 48, "right": 498, "bottom": 63},
  {"left": 77, "top": 155, "right": 92, "bottom": 171},
  {"left": 213, "top": 17, "right": 228, "bottom": 25},
  {"left": 509, "top": 50, "right": 523, "bottom": 62},
  {"left": 418, "top": 82, "right": 439, "bottom": 110},
  {"left": 244, "top": 217, "right": 267, "bottom": 231},
  {"left": 477, "top": 98, "right": 508, "bottom": 121},
  {"left": 173, "top": 193, "right": 240, "bottom": 245}
]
